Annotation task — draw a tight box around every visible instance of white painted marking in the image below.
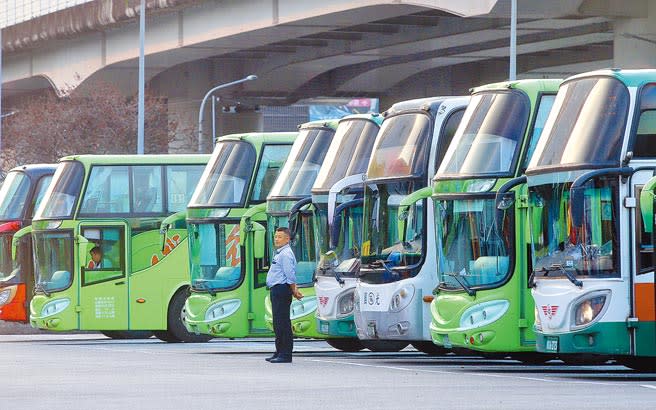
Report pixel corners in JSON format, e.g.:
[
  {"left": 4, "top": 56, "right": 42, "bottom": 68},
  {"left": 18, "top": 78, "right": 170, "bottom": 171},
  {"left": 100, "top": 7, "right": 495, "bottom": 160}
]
[{"left": 640, "top": 384, "right": 656, "bottom": 390}]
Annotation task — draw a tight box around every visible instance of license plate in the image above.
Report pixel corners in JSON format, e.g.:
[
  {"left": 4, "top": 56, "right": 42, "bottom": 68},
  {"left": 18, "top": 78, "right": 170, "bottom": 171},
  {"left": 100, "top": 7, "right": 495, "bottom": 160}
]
[
  {"left": 359, "top": 289, "right": 388, "bottom": 312},
  {"left": 320, "top": 321, "right": 330, "bottom": 334},
  {"left": 545, "top": 336, "right": 559, "bottom": 353},
  {"left": 442, "top": 334, "right": 452, "bottom": 349}
]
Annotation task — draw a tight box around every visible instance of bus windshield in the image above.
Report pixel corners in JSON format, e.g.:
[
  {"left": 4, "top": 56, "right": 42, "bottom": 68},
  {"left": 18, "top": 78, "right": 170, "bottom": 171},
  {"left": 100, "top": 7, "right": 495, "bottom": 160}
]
[
  {"left": 314, "top": 201, "right": 363, "bottom": 279},
  {"left": 0, "top": 171, "right": 31, "bottom": 220},
  {"left": 269, "top": 214, "right": 317, "bottom": 286},
  {"left": 359, "top": 180, "right": 424, "bottom": 284},
  {"left": 35, "top": 161, "right": 84, "bottom": 219},
  {"left": 33, "top": 231, "right": 74, "bottom": 293},
  {"left": 529, "top": 179, "right": 619, "bottom": 279},
  {"left": 530, "top": 77, "right": 630, "bottom": 169},
  {"left": 189, "top": 141, "right": 256, "bottom": 207},
  {"left": 189, "top": 222, "right": 242, "bottom": 292},
  {"left": 269, "top": 127, "right": 335, "bottom": 199},
  {"left": 313, "top": 119, "right": 379, "bottom": 191},
  {"left": 439, "top": 91, "right": 529, "bottom": 176},
  {"left": 367, "top": 113, "right": 430, "bottom": 179},
  {"left": 436, "top": 197, "right": 512, "bottom": 289}
]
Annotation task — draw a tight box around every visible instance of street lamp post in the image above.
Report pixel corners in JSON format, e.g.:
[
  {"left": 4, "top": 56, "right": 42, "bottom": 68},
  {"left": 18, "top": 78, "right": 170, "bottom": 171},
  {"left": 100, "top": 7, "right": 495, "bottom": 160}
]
[{"left": 197, "top": 74, "right": 257, "bottom": 153}]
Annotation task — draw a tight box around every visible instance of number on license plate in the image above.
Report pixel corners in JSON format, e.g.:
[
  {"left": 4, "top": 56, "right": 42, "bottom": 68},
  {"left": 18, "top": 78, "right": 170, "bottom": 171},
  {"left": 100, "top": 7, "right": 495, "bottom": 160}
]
[
  {"left": 545, "top": 337, "right": 559, "bottom": 352},
  {"left": 320, "top": 322, "right": 329, "bottom": 334}
]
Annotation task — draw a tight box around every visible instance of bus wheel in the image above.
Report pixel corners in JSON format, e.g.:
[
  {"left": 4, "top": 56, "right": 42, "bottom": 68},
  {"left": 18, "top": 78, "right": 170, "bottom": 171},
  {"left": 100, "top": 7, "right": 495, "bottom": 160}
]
[
  {"left": 326, "top": 338, "right": 364, "bottom": 352},
  {"left": 361, "top": 340, "right": 409, "bottom": 352},
  {"left": 101, "top": 331, "right": 153, "bottom": 340},
  {"left": 620, "top": 357, "right": 656, "bottom": 372},
  {"left": 153, "top": 330, "right": 181, "bottom": 343},
  {"left": 560, "top": 354, "right": 609, "bottom": 365},
  {"left": 165, "top": 289, "right": 213, "bottom": 343},
  {"left": 513, "top": 353, "right": 553, "bottom": 365},
  {"left": 411, "top": 341, "right": 448, "bottom": 356}
]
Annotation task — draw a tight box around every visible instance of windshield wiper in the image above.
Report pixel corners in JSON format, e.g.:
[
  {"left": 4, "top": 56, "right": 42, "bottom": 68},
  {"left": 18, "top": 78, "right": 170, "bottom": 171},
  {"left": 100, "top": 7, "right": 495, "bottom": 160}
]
[
  {"left": 193, "top": 280, "right": 216, "bottom": 296},
  {"left": 446, "top": 270, "right": 476, "bottom": 296},
  {"left": 35, "top": 282, "right": 51, "bottom": 297},
  {"left": 533, "top": 264, "right": 582, "bottom": 288}
]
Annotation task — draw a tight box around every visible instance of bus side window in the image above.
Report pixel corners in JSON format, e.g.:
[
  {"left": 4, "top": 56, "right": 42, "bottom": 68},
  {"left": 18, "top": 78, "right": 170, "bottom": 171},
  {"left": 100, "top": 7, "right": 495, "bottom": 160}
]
[
  {"left": 132, "top": 166, "right": 163, "bottom": 214},
  {"left": 81, "top": 227, "right": 125, "bottom": 286},
  {"left": 633, "top": 84, "right": 656, "bottom": 158},
  {"left": 166, "top": 165, "right": 205, "bottom": 212}
]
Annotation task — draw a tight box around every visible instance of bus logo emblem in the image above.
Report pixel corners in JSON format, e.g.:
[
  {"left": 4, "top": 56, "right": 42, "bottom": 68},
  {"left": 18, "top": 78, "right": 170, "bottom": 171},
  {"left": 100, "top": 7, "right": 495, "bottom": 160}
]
[
  {"left": 541, "top": 305, "right": 559, "bottom": 319},
  {"left": 319, "top": 297, "right": 329, "bottom": 307}
]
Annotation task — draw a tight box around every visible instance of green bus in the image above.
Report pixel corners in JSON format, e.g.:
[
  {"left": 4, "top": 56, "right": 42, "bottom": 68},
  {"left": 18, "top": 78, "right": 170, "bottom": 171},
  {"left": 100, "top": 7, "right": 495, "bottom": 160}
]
[
  {"left": 24, "top": 154, "right": 210, "bottom": 342},
  {"left": 425, "top": 79, "right": 560, "bottom": 360},
  {"left": 264, "top": 120, "right": 339, "bottom": 338},
  {"left": 181, "top": 133, "right": 297, "bottom": 338}
]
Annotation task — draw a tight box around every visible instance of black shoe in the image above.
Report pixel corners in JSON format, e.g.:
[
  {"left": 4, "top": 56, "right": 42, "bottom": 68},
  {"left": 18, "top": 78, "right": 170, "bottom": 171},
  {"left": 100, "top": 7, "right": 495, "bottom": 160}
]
[
  {"left": 269, "top": 356, "right": 292, "bottom": 363},
  {"left": 265, "top": 355, "right": 278, "bottom": 362}
]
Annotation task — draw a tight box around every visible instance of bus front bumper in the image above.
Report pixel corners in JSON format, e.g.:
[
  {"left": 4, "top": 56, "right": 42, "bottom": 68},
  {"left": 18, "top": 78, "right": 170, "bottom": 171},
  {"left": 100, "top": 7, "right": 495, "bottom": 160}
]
[
  {"left": 535, "top": 321, "right": 630, "bottom": 356},
  {"left": 316, "top": 315, "right": 357, "bottom": 338}
]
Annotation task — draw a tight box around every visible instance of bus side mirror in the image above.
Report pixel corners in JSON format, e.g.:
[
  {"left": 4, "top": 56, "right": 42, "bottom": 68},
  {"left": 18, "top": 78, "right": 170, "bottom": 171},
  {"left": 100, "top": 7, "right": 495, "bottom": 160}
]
[
  {"left": 11, "top": 226, "right": 32, "bottom": 261},
  {"left": 159, "top": 211, "right": 187, "bottom": 251},
  {"left": 640, "top": 182, "right": 656, "bottom": 234},
  {"left": 77, "top": 235, "right": 91, "bottom": 268},
  {"left": 397, "top": 187, "right": 432, "bottom": 242},
  {"left": 252, "top": 222, "right": 265, "bottom": 259}
]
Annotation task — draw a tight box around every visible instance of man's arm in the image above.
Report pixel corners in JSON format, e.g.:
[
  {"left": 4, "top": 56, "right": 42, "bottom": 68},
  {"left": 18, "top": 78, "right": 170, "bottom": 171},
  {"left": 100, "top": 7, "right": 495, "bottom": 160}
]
[{"left": 281, "top": 251, "right": 303, "bottom": 300}]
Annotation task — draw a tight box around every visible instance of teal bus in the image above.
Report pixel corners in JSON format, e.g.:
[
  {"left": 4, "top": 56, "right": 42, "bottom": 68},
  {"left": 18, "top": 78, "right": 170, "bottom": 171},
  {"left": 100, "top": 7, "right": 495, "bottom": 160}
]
[
  {"left": 264, "top": 120, "right": 339, "bottom": 338},
  {"left": 527, "top": 69, "right": 656, "bottom": 370},
  {"left": 425, "top": 79, "right": 560, "bottom": 361},
  {"left": 181, "top": 133, "right": 297, "bottom": 338},
  {"left": 24, "top": 154, "right": 210, "bottom": 342}
]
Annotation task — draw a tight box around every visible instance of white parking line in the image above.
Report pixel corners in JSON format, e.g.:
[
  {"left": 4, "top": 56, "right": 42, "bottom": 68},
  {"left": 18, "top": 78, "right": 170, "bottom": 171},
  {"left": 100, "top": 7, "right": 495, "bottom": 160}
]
[
  {"left": 308, "top": 358, "right": 645, "bottom": 389},
  {"left": 640, "top": 384, "right": 656, "bottom": 390}
]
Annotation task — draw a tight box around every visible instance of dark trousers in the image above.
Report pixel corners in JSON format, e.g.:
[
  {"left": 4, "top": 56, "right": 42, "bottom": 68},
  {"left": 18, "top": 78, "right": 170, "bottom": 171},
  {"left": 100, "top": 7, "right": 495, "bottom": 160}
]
[{"left": 271, "top": 284, "right": 293, "bottom": 358}]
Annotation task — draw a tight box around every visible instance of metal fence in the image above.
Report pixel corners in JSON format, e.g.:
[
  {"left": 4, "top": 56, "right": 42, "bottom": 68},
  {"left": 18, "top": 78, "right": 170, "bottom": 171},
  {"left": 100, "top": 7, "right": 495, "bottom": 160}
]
[{"left": 0, "top": 0, "right": 93, "bottom": 28}]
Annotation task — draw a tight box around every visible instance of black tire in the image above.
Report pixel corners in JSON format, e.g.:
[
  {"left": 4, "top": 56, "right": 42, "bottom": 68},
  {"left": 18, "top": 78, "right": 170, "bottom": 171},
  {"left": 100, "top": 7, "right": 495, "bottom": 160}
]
[
  {"left": 326, "top": 338, "right": 365, "bottom": 352},
  {"left": 153, "top": 330, "right": 181, "bottom": 343},
  {"left": 620, "top": 357, "right": 656, "bottom": 372},
  {"left": 560, "top": 354, "right": 609, "bottom": 365},
  {"left": 101, "top": 330, "right": 153, "bottom": 340},
  {"left": 361, "top": 340, "right": 409, "bottom": 352},
  {"left": 164, "top": 288, "right": 213, "bottom": 343},
  {"left": 411, "top": 341, "right": 449, "bottom": 356},
  {"left": 513, "top": 353, "right": 553, "bottom": 365}
]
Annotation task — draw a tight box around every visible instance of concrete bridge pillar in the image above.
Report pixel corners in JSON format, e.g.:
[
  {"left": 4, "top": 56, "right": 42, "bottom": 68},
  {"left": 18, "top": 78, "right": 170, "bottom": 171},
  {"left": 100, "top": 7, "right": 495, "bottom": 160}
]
[{"left": 613, "top": 2, "right": 656, "bottom": 68}]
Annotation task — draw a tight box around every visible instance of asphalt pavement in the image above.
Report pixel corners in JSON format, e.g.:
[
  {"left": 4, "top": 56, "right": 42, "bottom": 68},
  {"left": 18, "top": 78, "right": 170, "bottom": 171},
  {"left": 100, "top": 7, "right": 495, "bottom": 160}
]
[{"left": 0, "top": 334, "right": 654, "bottom": 410}]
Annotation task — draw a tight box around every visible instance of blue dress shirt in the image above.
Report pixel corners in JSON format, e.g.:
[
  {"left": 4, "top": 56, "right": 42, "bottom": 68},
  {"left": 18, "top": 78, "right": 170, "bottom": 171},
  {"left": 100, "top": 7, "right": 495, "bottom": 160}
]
[{"left": 266, "top": 244, "right": 297, "bottom": 287}]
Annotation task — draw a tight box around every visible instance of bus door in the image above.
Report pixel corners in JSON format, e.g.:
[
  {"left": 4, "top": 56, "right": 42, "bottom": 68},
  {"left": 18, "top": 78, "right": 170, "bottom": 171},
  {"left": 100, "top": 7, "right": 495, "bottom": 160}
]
[
  {"left": 250, "top": 221, "right": 270, "bottom": 333},
  {"left": 634, "top": 175, "right": 656, "bottom": 356},
  {"left": 78, "top": 222, "right": 129, "bottom": 330}
]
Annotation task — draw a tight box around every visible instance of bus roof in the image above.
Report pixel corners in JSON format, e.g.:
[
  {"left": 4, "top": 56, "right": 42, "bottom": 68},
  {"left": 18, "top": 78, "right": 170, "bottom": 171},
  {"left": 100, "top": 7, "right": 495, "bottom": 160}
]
[
  {"left": 384, "top": 96, "right": 462, "bottom": 116},
  {"left": 471, "top": 78, "right": 562, "bottom": 95},
  {"left": 59, "top": 154, "right": 211, "bottom": 165},
  {"left": 300, "top": 119, "right": 340, "bottom": 130},
  {"left": 216, "top": 132, "right": 297, "bottom": 147},
  {"left": 338, "top": 113, "right": 383, "bottom": 125},
  {"left": 563, "top": 68, "right": 656, "bottom": 88},
  {"left": 8, "top": 164, "right": 58, "bottom": 179}
]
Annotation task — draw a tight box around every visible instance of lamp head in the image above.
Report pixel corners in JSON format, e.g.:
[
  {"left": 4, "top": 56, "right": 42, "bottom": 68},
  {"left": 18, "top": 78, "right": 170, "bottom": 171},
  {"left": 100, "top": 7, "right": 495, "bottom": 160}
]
[{"left": 246, "top": 75, "right": 258, "bottom": 81}]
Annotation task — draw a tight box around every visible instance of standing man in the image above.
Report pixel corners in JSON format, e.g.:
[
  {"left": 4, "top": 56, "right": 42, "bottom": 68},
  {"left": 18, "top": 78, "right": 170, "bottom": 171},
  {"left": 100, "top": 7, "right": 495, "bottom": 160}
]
[{"left": 266, "top": 227, "right": 303, "bottom": 363}]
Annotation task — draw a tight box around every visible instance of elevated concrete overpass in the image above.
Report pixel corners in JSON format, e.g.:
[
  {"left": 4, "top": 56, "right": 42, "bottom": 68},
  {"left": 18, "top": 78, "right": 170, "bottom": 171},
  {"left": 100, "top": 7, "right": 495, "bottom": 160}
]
[{"left": 2, "top": 0, "right": 656, "bottom": 151}]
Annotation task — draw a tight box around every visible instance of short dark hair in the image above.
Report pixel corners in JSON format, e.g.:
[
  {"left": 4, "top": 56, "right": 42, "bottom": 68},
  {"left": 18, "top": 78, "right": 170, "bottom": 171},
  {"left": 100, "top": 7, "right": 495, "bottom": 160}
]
[
  {"left": 90, "top": 246, "right": 101, "bottom": 255},
  {"left": 275, "top": 227, "right": 291, "bottom": 238}
]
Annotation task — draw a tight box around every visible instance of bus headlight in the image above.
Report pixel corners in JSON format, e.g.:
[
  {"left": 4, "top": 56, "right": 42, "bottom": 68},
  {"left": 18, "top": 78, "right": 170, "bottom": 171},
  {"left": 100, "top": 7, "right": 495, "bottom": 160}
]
[
  {"left": 389, "top": 285, "right": 415, "bottom": 312},
  {"left": 291, "top": 296, "right": 317, "bottom": 320},
  {"left": 337, "top": 290, "right": 355, "bottom": 318},
  {"left": 0, "top": 289, "right": 12, "bottom": 305},
  {"left": 458, "top": 300, "right": 509, "bottom": 331},
  {"left": 205, "top": 299, "right": 241, "bottom": 321},
  {"left": 41, "top": 298, "right": 70, "bottom": 318},
  {"left": 571, "top": 292, "right": 609, "bottom": 330},
  {"left": 534, "top": 306, "right": 542, "bottom": 331}
]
